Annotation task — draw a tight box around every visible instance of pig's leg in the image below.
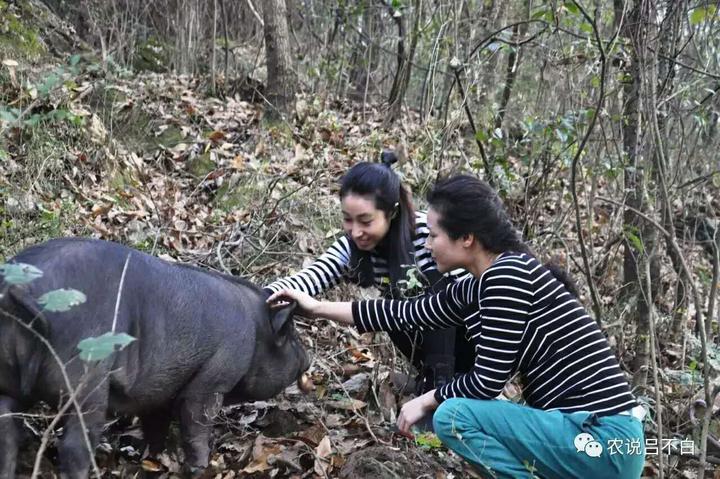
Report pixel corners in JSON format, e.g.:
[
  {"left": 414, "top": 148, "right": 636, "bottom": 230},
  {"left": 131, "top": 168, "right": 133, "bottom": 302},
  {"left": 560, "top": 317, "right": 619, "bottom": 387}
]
[
  {"left": 140, "top": 409, "right": 172, "bottom": 456},
  {"left": 0, "top": 395, "right": 20, "bottom": 479},
  {"left": 177, "top": 393, "right": 223, "bottom": 473},
  {"left": 57, "top": 385, "right": 109, "bottom": 479}
]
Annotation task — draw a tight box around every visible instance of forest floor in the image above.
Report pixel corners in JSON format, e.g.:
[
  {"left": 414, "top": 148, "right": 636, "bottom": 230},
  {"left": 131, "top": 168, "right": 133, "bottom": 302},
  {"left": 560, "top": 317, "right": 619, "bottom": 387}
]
[
  {"left": 1, "top": 2, "right": 717, "bottom": 478},
  {"left": 0, "top": 46, "right": 480, "bottom": 479}
]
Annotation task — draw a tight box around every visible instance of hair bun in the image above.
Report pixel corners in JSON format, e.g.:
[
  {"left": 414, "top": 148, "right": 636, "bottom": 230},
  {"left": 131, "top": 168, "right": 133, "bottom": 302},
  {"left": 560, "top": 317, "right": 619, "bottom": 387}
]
[{"left": 380, "top": 150, "right": 398, "bottom": 167}]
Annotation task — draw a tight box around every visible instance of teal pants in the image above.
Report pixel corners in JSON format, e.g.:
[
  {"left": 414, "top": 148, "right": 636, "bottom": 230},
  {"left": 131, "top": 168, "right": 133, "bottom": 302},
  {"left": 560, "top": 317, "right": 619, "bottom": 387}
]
[{"left": 433, "top": 398, "right": 645, "bottom": 479}]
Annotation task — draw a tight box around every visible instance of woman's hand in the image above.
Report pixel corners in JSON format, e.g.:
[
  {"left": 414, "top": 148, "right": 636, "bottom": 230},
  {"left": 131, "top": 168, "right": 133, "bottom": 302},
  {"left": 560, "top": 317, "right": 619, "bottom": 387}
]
[
  {"left": 267, "top": 289, "right": 321, "bottom": 318},
  {"left": 397, "top": 390, "right": 439, "bottom": 437},
  {"left": 267, "top": 290, "right": 355, "bottom": 325}
]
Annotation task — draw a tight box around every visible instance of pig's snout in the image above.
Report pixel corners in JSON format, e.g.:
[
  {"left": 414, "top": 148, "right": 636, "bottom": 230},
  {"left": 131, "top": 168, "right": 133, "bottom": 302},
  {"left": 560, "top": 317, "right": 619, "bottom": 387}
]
[
  {"left": 297, "top": 372, "right": 315, "bottom": 393},
  {"left": 296, "top": 352, "right": 313, "bottom": 393}
]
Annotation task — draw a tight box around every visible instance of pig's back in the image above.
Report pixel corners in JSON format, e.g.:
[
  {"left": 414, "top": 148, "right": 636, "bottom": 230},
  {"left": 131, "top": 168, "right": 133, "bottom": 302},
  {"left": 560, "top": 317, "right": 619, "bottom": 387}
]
[
  {"left": 11, "top": 238, "right": 258, "bottom": 407},
  {"left": 111, "top": 247, "right": 261, "bottom": 408}
]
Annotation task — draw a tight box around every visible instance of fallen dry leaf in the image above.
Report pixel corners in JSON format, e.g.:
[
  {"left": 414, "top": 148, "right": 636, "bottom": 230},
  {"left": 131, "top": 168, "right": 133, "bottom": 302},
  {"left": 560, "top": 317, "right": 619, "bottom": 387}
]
[
  {"left": 141, "top": 459, "right": 164, "bottom": 472},
  {"left": 349, "top": 347, "right": 374, "bottom": 363},
  {"left": 208, "top": 130, "right": 226, "bottom": 143},
  {"left": 231, "top": 154, "right": 245, "bottom": 170},
  {"left": 325, "top": 398, "right": 367, "bottom": 411},
  {"left": 314, "top": 435, "right": 333, "bottom": 476},
  {"left": 242, "top": 434, "right": 283, "bottom": 474},
  {"left": 90, "top": 203, "right": 113, "bottom": 218}
]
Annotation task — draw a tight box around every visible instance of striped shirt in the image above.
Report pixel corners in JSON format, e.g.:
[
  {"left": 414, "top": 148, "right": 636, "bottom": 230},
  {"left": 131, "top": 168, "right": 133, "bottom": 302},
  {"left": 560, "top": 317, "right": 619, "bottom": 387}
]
[
  {"left": 265, "top": 211, "right": 465, "bottom": 296},
  {"left": 352, "top": 252, "right": 637, "bottom": 416}
]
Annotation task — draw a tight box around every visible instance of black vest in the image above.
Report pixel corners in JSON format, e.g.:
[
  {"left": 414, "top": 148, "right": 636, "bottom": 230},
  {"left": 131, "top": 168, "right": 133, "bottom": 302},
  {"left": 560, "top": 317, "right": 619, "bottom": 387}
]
[{"left": 346, "top": 234, "right": 454, "bottom": 299}]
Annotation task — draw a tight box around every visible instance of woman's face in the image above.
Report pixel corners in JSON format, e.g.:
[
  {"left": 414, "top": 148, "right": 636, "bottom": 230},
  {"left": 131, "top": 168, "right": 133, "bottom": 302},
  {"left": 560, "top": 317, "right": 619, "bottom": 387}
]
[
  {"left": 426, "top": 207, "right": 469, "bottom": 273},
  {"left": 341, "top": 193, "right": 392, "bottom": 251}
]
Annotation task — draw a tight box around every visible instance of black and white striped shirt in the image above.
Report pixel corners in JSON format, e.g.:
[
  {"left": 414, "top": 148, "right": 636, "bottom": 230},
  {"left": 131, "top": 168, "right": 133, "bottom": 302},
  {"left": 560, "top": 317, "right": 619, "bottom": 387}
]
[
  {"left": 265, "top": 211, "right": 465, "bottom": 296},
  {"left": 352, "top": 252, "right": 637, "bottom": 416}
]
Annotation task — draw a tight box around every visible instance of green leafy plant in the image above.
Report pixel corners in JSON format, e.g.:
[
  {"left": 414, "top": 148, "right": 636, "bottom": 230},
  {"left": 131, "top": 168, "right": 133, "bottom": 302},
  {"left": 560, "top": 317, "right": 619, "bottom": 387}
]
[
  {"left": 0, "top": 262, "right": 43, "bottom": 284},
  {"left": 690, "top": 5, "right": 717, "bottom": 25},
  {"left": 38, "top": 289, "right": 86, "bottom": 312},
  {"left": 398, "top": 266, "right": 424, "bottom": 298},
  {"left": 77, "top": 332, "right": 136, "bottom": 362},
  {"left": 0, "top": 263, "right": 136, "bottom": 363},
  {"left": 623, "top": 226, "right": 644, "bottom": 254},
  {"left": 414, "top": 432, "right": 442, "bottom": 449},
  {"left": 0, "top": 56, "right": 88, "bottom": 129}
]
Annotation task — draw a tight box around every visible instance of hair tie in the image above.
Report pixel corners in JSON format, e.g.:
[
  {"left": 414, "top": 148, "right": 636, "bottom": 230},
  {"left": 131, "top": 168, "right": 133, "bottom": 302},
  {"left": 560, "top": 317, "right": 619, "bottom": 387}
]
[{"left": 380, "top": 150, "right": 398, "bottom": 168}]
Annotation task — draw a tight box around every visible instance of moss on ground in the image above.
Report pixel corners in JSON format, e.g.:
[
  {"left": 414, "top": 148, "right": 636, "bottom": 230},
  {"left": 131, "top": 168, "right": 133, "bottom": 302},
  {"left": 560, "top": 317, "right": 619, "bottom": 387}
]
[
  {"left": 133, "top": 37, "right": 170, "bottom": 73},
  {"left": 0, "top": 0, "right": 47, "bottom": 61},
  {"left": 85, "top": 83, "right": 159, "bottom": 153}
]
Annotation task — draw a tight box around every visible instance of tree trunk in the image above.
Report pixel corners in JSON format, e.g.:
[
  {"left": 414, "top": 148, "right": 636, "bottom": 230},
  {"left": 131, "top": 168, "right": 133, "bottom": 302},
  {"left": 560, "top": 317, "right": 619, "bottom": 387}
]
[
  {"left": 436, "top": 0, "right": 472, "bottom": 120},
  {"left": 262, "top": 0, "right": 295, "bottom": 121},
  {"left": 494, "top": 0, "right": 530, "bottom": 133},
  {"left": 211, "top": 0, "right": 217, "bottom": 94},
  {"left": 657, "top": 0, "right": 691, "bottom": 340},
  {"left": 617, "top": 0, "right": 659, "bottom": 387},
  {"left": 619, "top": 0, "right": 642, "bottom": 302},
  {"left": 174, "top": 0, "right": 201, "bottom": 75},
  {"left": 386, "top": 0, "right": 421, "bottom": 124},
  {"left": 347, "top": 1, "right": 381, "bottom": 102}
]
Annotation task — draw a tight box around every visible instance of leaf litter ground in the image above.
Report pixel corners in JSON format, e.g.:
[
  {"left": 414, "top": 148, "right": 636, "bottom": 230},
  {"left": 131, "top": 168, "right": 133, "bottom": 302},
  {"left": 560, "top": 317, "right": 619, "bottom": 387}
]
[{"left": 3, "top": 72, "right": 476, "bottom": 478}]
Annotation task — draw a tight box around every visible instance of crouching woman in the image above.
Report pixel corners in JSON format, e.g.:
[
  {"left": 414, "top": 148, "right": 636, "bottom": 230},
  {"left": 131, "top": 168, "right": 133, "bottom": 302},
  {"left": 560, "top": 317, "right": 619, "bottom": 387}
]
[{"left": 268, "top": 175, "right": 645, "bottom": 479}]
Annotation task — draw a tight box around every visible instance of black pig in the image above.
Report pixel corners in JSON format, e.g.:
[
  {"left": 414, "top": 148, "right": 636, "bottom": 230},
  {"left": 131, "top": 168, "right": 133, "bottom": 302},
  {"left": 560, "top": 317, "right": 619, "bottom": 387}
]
[{"left": 0, "top": 238, "right": 310, "bottom": 478}]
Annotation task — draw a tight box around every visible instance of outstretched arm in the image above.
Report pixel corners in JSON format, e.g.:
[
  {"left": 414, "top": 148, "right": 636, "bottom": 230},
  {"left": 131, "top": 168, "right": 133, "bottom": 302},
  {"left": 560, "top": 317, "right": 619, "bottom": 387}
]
[
  {"left": 269, "top": 276, "right": 479, "bottom": 334},
  {"left": 353, "top": 277, "right": 478, "bottom": 333},
  {"left": 267, "top": 289, "right": 354, "bottom": 326}
]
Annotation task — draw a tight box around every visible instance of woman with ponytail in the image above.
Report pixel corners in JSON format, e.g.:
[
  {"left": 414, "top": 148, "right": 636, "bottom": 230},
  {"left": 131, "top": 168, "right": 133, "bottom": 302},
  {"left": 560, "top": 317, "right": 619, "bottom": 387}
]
[
  {"left": 264, "top": 152, "right": 475, "bottom": 398},
  {"left": 268, "top": 175, "right": 645, "bottom": 479}
]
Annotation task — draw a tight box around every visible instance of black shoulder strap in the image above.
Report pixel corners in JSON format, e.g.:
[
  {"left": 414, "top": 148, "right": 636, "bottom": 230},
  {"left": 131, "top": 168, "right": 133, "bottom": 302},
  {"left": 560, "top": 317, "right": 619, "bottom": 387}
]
[
  {"left": 347, "top": 232, "right": 454, "bottom": 297},
  {"left": 346, "top": 235, "right": 375, "bottom": 288}
]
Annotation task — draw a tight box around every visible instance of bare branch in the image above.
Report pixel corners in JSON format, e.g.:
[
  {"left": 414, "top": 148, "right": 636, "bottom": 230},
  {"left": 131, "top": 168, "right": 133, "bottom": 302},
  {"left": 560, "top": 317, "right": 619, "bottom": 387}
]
[{"left": 569, "top": 0, "right": 605, "bottom": 325}]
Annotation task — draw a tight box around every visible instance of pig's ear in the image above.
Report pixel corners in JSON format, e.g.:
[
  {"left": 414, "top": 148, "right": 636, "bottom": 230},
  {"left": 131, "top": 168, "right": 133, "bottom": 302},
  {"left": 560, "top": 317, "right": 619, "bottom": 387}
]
[{"left": 269, "top": 300, "right": 297, "bottom": 336}]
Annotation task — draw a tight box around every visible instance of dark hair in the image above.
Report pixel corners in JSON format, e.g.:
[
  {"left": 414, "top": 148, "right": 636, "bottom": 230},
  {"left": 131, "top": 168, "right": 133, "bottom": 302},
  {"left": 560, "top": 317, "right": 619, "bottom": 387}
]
[
  {"left": 427, "top": 175, "right": 579, "bottom": 297},
  {"left": 339, "top": 151, "right": 415, "bottom": 295}
]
